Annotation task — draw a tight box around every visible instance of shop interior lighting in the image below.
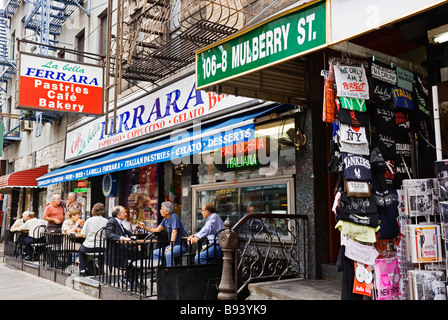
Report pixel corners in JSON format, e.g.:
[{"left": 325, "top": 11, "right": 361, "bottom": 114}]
[
  {"left": 428, "top": 24, "right": 448, "bottom": 44},
  {"left": 434, "top": 32, "right": 448, "bottom": 43}
]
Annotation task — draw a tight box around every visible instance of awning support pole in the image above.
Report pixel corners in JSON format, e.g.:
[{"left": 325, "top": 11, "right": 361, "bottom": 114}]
[{"left": 432, "top": 85, "right": 443, "bottom": 161}]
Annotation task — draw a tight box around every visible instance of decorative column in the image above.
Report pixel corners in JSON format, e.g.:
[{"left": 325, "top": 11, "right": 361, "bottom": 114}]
[{"left": 217, "top": 216, "right": 238, "bottom": 300}]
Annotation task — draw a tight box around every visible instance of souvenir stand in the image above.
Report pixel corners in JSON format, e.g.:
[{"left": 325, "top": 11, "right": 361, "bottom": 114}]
[{"left": 323, "top": 52, "right": 447, "bottom": 300}]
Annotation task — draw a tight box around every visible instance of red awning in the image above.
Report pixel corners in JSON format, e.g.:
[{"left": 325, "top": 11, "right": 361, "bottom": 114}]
[{"left": 0, "top": 166, "right": 48, "bottom": 191}]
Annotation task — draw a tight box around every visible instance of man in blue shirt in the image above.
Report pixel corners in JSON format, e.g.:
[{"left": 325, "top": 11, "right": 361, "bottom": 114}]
[
  {"left": 187, "top": 203, "right": 225, "bottom": 264},
  {"left": 137, "top": 201, "right": 187, "bottom": 267}
]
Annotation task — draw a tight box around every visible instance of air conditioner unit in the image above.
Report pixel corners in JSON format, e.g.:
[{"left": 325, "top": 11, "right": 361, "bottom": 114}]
[{"left": 21, "top": 120, "right": 33, "bottom": 132}]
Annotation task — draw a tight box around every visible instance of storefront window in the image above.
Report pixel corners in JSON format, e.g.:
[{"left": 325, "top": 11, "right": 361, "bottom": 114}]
[
  {"left": 126, "top": 164, "right": 158, "bottom": 228},
  {"left": 197, "top": 118, "right": 296, "bottom": 183},
  {"left": 66, "top": 179, "right": 88, "bottom": 219},
  {"left": 192, "top": 177, "right": 294, "bottom": 232}
]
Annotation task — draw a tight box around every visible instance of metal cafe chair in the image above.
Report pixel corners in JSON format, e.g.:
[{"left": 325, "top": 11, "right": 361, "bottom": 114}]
[{"left": 85, "top": 227, "right": 106, "bottom": 276}]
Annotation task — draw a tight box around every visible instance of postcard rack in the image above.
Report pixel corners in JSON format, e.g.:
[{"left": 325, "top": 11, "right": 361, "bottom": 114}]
[{"left": 398, "top": 176, "right": 448, "bottom": 300}]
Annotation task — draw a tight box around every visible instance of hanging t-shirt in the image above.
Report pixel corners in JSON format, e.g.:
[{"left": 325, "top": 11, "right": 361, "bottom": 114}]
[
  {"left": 394, "top": 108, "right": 411, "bottom": 139},
  {"left": 415, "top": 114, "right": 436, "bottom": 178},
  {"left": 323, "top": 63, "right": 337, "bottom": 123},
  {"left": 339, "top": 140, "right": 370, "bottom": 156},
  {"left": 384, "top": 158, "right": 397, "bottom": 187},
  {"left": 372, "top": 79, "right": 392, "bottom": 106},
  {"left": 338, "top": 97, "right": 367, "bottom": 112},
  {"left": 392, "top": 87, "right": 414, "bottom": 110},
  {"left": 341, "top": 236, "right": 379, "bottom": 266},
  {"left": 393, "top": 156, "right": 413, "bottom": 188},
  {"left": 414, "top": 74, "right": 431, "bottom": 117},
  {"left": 396, "top": 141, "right": 412, "bottom": 158},
  {"left": 338, "top": 107, "right": 369, "bottom": 127},
  {"left": 371, "top": 132, "right": 396, "bottom": 159},
  {"left": 339, "top": 123, "right": 368, "bottom": 145},
  {"left": 378, "top": 198, "right": 399, "bottom": 239},
  {"left": 337, "top": 208, "right": 379, "bottom": 228},
  {"left": 335, "top": 220, "right": 380, "bottom": 244},
  {"left": 396, "top": 66, "right": 414, "bottom": 92},
  {"left": 370, "top": 58, "right": 397, "bottom": 85},
  {"left": 342, "top": 153, "right": 372, "bottom": 181},
  {"left": 334, "top": 65, "right": 369, "bottom": 99},
  {"left": 373, "top": 104, "right": 396, "bottom": 136}
]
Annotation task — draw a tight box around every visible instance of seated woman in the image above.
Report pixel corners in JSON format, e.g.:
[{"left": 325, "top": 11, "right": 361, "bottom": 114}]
[
  {"left": 62, "top": 209, "right": 84, "bottom": 235},
  {"left": 78, "top": 203, "right": 108, "bottom": 276}
]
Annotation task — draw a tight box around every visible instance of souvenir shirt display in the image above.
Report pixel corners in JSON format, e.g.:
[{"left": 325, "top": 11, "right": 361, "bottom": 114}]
[{"left": 323, "top": 56, "right": 443, "bottom": 301}]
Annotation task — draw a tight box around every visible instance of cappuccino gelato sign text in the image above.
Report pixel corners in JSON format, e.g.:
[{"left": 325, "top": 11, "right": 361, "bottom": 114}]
[{"left": 65, "top": 74, "right": 252, "bottom": 161}]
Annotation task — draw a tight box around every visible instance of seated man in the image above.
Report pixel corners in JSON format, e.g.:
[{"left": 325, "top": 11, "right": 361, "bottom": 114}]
[
  {"left": 105, "top": 205, "right": 140, "bottom": 287},
  {"left": 10, "top": 211, "right": 31, "bottom": 256},
  {"left": 137, "top": 201, "right": 188, "bottom": 267},
  {"left": 17, "top": 212, "right": 47, "bottom": 260},
  {"left": 105, "top": 205, "right": 134, "bottom": 268},
  {"left": 187, "top": 203, "right": 225, "bottom": 264}
]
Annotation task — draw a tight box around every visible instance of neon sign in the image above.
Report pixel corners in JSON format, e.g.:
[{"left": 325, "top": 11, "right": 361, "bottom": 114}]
[{"left": 217, "top": 136, "right": 268, "bottom": 171}]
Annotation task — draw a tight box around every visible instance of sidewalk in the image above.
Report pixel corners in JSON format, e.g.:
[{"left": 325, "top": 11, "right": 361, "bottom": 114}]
[{"left": 0, "top": 242, "right": 98, "bottom": 300}]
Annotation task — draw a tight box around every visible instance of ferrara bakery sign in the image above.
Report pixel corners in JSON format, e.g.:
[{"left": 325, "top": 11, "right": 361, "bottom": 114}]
[{"left": 18, "top": 53, "right": 104, "bottom": 115}]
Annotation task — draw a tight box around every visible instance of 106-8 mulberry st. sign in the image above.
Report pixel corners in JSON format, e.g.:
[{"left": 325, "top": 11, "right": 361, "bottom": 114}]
[
  {"left": 18, "top": 52, "right": 104, "bottom": 115},
  {"left": 196, "top": 0, "right": 326, "bottom": 89}
]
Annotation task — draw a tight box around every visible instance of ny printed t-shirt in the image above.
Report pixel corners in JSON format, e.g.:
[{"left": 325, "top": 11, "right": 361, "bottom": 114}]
[
  {"left": 339, "top": 97, "right": 367, "bottom": 112},
  {"left": 339, "top": 123, "right": 368, "bottom": 145}
]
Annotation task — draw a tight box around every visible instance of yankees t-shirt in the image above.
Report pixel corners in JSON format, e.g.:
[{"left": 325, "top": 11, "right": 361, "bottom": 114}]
[{"left": 342, "top": 152, "right": 372, "bottom": 181}]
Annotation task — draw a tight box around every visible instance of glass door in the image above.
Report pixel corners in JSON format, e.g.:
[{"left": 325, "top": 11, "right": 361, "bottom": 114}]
[{"left": 192, "top": 176, "right": 294, "bottom": 231}]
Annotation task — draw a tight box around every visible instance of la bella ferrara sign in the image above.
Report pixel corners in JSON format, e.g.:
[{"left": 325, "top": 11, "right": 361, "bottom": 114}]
[{"left": 18, "top": 52, "right": 104, "bottom": 115}]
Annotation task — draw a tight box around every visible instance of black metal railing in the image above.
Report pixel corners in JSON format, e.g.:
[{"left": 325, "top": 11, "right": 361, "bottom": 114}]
[
  {"left": 4, "top": 228, "right": 221, "bottom": 298},
  {"left": 218, "top": 213, "right": 309, "bottom": 300},
  {"left": 4, "top": 213, "right": 308, "bottom": 300},
  {"left": 99, "top": 233, "right": 221, "bottom": 297}
]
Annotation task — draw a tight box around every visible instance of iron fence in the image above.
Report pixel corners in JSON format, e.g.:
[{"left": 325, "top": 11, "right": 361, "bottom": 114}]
[
  {"left": 4, "top": 213, "right": 308, "bottom": 300},
  {"left": 218, "top": 213, "right": 309, "bottom": 300}
]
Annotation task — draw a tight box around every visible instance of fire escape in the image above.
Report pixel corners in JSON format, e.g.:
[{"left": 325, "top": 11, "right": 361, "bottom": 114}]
[
  {"left": 2, "top": 0, "right": 88, "bottom": 141},
  {"left": 0, "top": 4, "right": 18, "bottom": 146},
  {"left": 104, "top": 0, "right": 250, "bottom": 134}
]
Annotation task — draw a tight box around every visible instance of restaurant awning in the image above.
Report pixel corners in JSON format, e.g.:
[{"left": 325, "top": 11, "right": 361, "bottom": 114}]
[
  {"left": 0, "top": 165, "right": 48, "bottom": 192},
  {"left": 37, "top": 104, "right": 294, "bottom": 187}
]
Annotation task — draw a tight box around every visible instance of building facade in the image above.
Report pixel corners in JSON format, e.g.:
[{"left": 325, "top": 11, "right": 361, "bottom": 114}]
[{"left": 1, "top": 0, "right": 448, "bottom": 297}]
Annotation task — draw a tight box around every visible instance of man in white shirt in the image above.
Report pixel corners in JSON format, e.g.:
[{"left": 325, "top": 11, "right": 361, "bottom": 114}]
[
  {"left": 10, "top": 211, "right": 31, "bottom": 256},
  {"left": 18, "top": 212, "right": 47, "bottom": 260}
]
